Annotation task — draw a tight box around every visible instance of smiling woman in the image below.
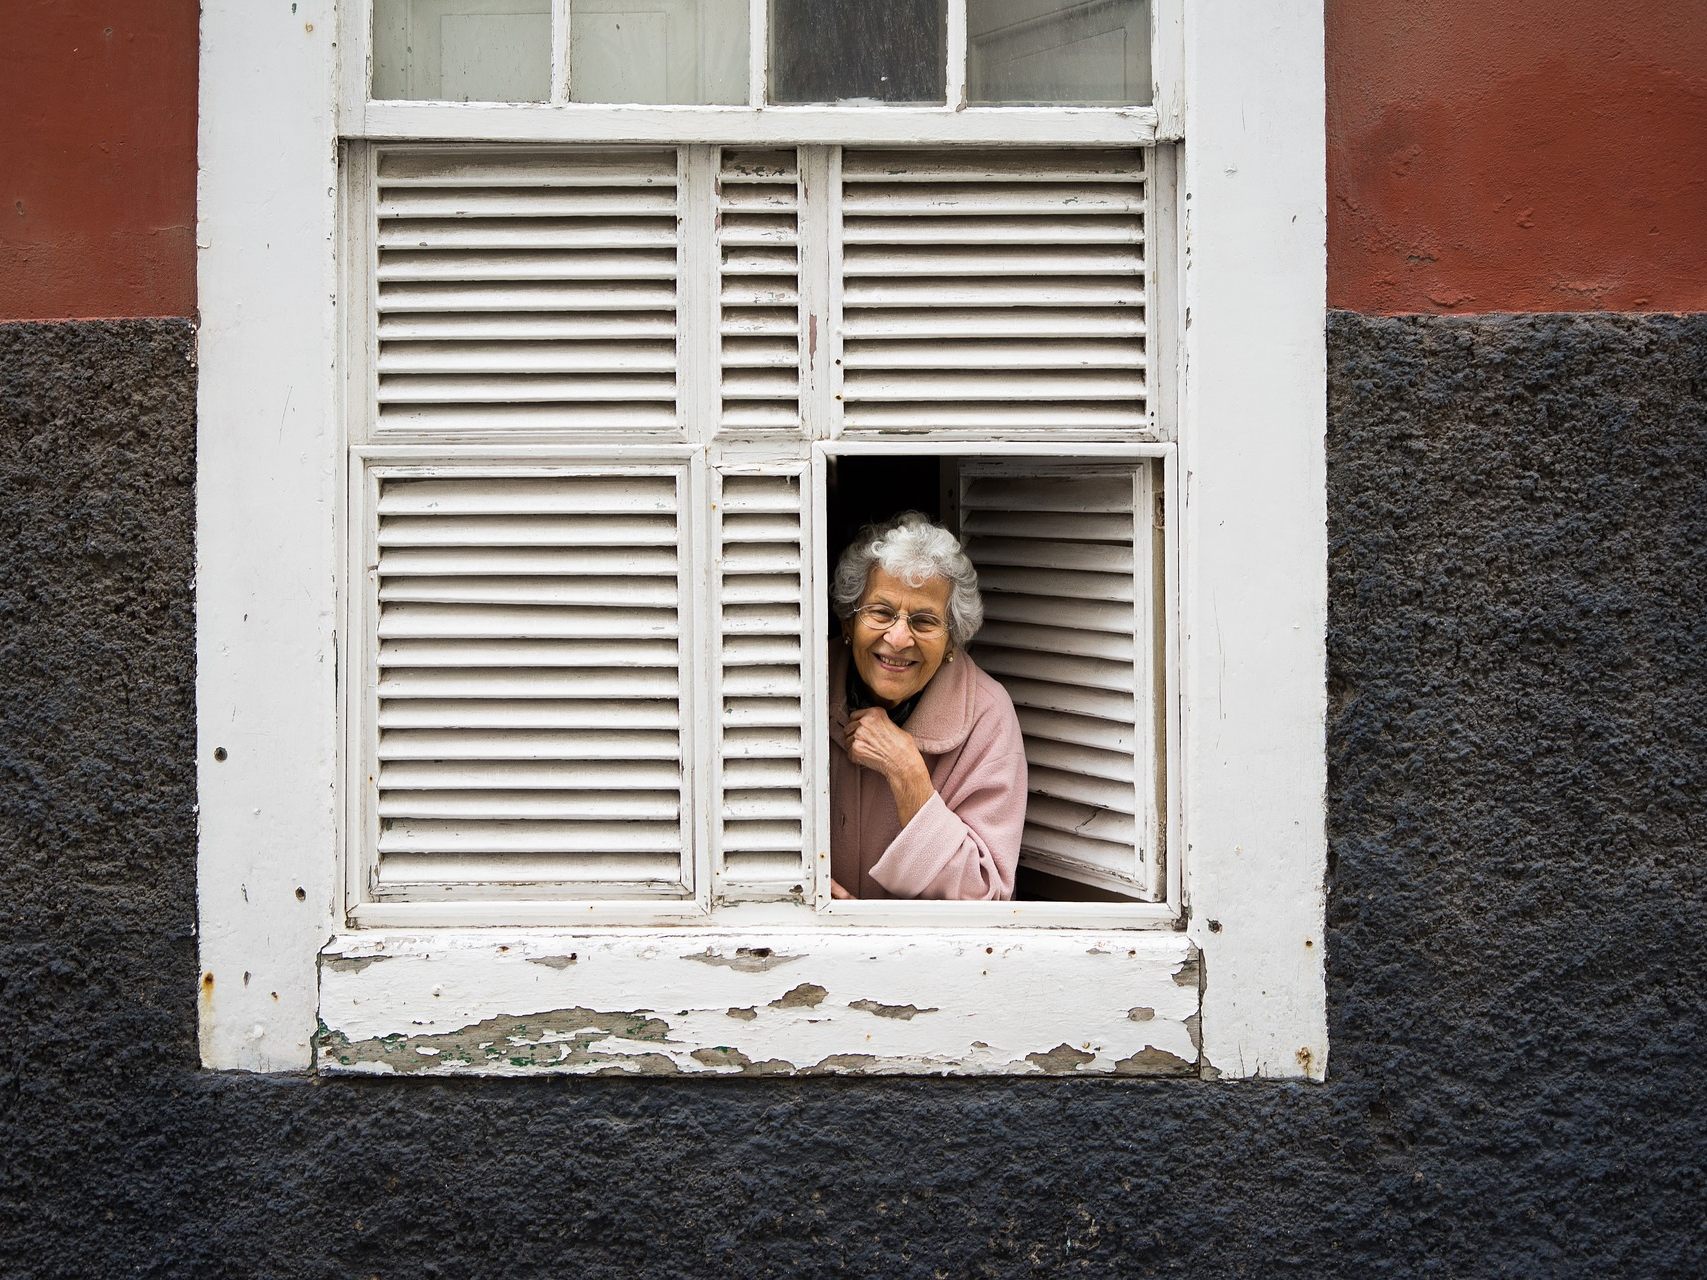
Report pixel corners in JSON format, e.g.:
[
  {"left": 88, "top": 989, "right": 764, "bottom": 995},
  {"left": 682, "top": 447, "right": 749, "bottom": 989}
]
[{"left": 827, "top": 513, "right": 1028, "bottom": 900}]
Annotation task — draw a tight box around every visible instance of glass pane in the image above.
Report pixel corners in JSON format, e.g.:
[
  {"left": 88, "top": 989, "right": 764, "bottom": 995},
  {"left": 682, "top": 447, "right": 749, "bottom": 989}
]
[
  {"left": 373, "top": 0, "right": 552, "bottom": 101},
  {"left": 769, "top": 0, "right": 946, "bottom": 104},
  {"left": 968, "top": 0, "right": 1151, "bottom": 105},
  {"left": 571, "top": 0, "right": 749, "bottom": 104}
]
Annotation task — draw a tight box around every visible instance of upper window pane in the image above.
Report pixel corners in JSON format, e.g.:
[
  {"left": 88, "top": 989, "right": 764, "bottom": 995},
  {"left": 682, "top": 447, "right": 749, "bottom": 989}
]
[
  {"left": 769, "top": 0, "right": 947, "bottom": 104},
  {"left": 968, "top": 0, "right": 1151, "bottom": 105},
  {"left": 373, "top": 0, "right": 552, "bottom": 102},
  {"left": 571, "top": 0, "right": 750, "bottom": 104}
]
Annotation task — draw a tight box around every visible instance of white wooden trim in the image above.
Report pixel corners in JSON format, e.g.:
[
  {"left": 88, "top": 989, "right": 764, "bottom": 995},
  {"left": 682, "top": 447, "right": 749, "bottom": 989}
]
[
  {"left": 337, "top": 0, "right": 372, "bottom": 132},
  {"left": 797, "top": 146, "right": 838, "bottom": 442},
  {"left": 318, "top": 928, "right": 1202, "bottom": 1076},
  {"left": 357, "top": 101, "right": 1159, "bottom": 144},
  {"left": 747, "top": 0, "right": 766, "bottom": 106},
  {"left": 946, "top": 0, "right": 969, "bottom": 110},
  {"left": 679, "top": 145, "right": 720, "bottom": 446},
  {"left": 1179, "top": 0, "right": 1327, "bottom": 1080},
  {"left": 551, "top": 0, "right": 571, "bottom": 103},
  {"left": 1151, "top": 0, "right": 1185, "bottom": 139},
  {"left": 197, "top": 0, "right": 342, "bottom": 1071}
]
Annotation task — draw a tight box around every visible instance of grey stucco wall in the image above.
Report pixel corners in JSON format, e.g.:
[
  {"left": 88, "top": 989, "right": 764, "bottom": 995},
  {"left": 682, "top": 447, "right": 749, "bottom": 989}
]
[{"left": 1, "top": 314, "right": 1702, "bottom": 1277}]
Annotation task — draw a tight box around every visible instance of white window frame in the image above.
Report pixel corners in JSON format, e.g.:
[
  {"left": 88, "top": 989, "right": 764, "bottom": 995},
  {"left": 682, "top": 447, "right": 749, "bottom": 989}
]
[{"left": 196, "top": 0, "right": 1326, "bottom": 1078}]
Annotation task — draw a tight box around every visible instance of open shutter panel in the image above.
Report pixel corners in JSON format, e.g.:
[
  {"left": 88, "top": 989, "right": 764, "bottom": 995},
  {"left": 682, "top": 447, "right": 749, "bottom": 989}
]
[
  {"left": 373, "top": 147, "right": 681, "bottom": 435},
  {"left": 371, "top": 470, "right": 692, "bottom": 898},
  {"left": 715, "top": 470, "right": 810, "bottom": 899},
  {"left": 718, "top": 148, "right": 802, "bottom": 435},
  {"left": 960, "top": 463, "right": 1161, "bottom": 898},
  {"left": 838, "top": 148, "right": 1147, "bottom": 438}
]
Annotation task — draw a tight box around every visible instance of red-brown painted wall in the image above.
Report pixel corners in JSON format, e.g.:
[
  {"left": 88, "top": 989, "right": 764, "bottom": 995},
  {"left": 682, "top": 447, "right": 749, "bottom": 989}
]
[
  {"left": 1328, "top": 0, "right": 1707, "bottom": 314},
  {"left": 3, "top": 2, "right": 1703, "bottom": 319},
  {"left": 0, "top": 0, "right": 198, "bottom": 321}
]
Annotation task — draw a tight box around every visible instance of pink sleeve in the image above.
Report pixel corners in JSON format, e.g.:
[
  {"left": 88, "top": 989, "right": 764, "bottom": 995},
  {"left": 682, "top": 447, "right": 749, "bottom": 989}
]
[{"left": 868, "top": 735, "right": 1029, "bottom": 901}]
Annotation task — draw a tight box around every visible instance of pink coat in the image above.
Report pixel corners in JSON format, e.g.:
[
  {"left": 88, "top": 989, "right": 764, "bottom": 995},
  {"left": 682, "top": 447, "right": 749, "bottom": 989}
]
[{"left": 828, "top": 643, "right": 1029, "bottom": 900}]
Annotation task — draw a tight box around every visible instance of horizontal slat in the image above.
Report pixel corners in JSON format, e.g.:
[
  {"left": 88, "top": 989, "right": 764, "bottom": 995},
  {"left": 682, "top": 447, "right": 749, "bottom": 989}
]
[
  {"left": 376, "top": 849, "right": 683, "bottom": 884},
  {"left": 975, "top": 646, "right": 1134, "bottom": 695},
  {"left": 721, "top": 541, "right": 802, "bottom": 573},
  {"left": 721, "top": 573, "right": 802, "bottom": 605},
  {"left": 719, "top": 850, "right": 808, "bottom": 881},
  {"left": 721, "top": 757, "right": 803, "bottom": 789},
  {"left": 721, "top": 369, "right": 800, "bottom": 399},
  {"left": 721, "top": 336, "right": 800, "bottom": 368},
  {"left": 721, "top": 666, "right": 802, "bottom": 698},
  {"left": 379, "top": 603, "right": 678, "bottom": 639},
  {"left": 722, "top": 602, "right": 802, "bottom": 632},
  {"left": 378, "top": 727, "right": 681, "bottom": 761},
  {"left": 719, "top": 512, "right": 801, "bottom": 542},
  {"left": 378, "top": 637, "right": 679, "bottom": 667},
  {"left": 379, "top": 758, "right": 681, "bottom": 790},
  {"left": 1014, "top": 705, "right": 1137, "bottom": 754},
  {"left": 378, "top": 219, "right": 678, "bottom": 251},
  {"left": 841, "top": 403, "right": 1147, "bottom": 432},
  {"left": 720, "top": 820, "right": 804, "bottom": 852},
  {"left": 965, "top": 536, "right": 1134, "bottom": 574},
  {"left": 379, "top": 819, "right": 683, "bottom": 855},
  {"left": 978, "top": 565, "right": 1133, "bottom": 603},
  {"left": 721, "top": 790, "right": 804, "bottom": 821},
  {"left": 842, "top": 338, "right": 1140, "bottom": 370},
  {"left": 379, "top": 698, "right": 679, "bottom": 729},
  {"left": 1021, "top": 735, "right": 1135, "bottom": 785},
  {"left": 378, "top": 545, "right": 678, "bottom": 576},
  {"left": 379, "top": 313, "right": 676, "bottom": 341},
  {"left": 378, "top": 575, "right": 679, "bottom": 607},
  {"left": 843, "top": 369, "right": 1143, "bottom": 401},
  {"left": 843, "top": 307, "right": 1143, "bottom": 340},
  {"left": 378, "top": 373, "right": 677, "bottom": 404},
  {"left": 379, "top": 150, "right": 678, "bottom": 187},
  {"left": 378, "top": 280, "right": 677, "bottom": 312},
  {"left": 841, "top": 151, "right": 1142, "bottom": 183},
  {"left": 379, "top": 188, "right": 680, "bottom": 218},
  {"left": 960, "top": 508, "right": 1135, "bottom": 543},
  {"left": 378, "top": 667, "right": 680, "bottom": 700},
  {"left": 376, "top": 403, "right": 679, "bottom": 431},
  {"left": 378, "top": 340, "right": 677, "bottom": 375},
  {"left": 721, "top": 634, "right": 803, "bottom": 665},
  {"left": 721, "top": 405, "right": 801, "bottom": 431},
  {"left": 379, "top": 476, "right": 676, "bottom": 514},
  {"left": 381, "top": 789, "right": 680, "bottom": 820},
  {"left": 719, "top": 477, "right": 801, "bottom": 511},
  {"left": 1018, "top": 825, "right": 1139, "bottom": 878},
  {"left": 841, "top": 184, "right": 1142, "bottom": 215},
  {"left": 974, "top": 621, "right": 1132, "bottom": 662},
  {"left": 1027, "top": 765, "right": 1137, "bottom": 815},
  {"left": 979, "top": 594, "right": 1135, "bottom": 635},
  {"left": 843, "top": 279, "right": 1141, "bottom": 308},
  {"left": 1026, "top": 794, "right": 1137, "bottom": 845},
  {"left": 842, "top": 214, "right": 1141, "bottom": 246},
  {"left": 998, "top": 675, "right": 1135, "bottom": 722},
  {"left": 722, "top": 697, "right": 804, "bottom": 727},
  {"left": 721, "top": 725, "right": 804, "bottom": 758},
  {"left": 962, "top": 474, "right": 1135, "bottom": 514},
  {"left": 378, "top": 249, "right": 677, "bottom": 282},
  {"left": 723, "top": 248, "right": 800, "bottom": 275},
  {"left": 380, "top": 513, "right": 679, "bottom": 548},
  {"left": 843, "top": 245, "right": 1141, "bottom": 277}
]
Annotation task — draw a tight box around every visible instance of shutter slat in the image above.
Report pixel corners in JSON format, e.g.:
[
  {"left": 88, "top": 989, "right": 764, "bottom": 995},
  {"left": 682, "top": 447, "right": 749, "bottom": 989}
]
[
  {"left": 370, "top": 469, "right": 691, "bottom": 898},
  {"left": 719, "top": 148, "right": 801, "bottom": 437},
  {"left": 375, "top": 147, "right": 680, "bottom": 436},
  {"left": 839, "top": 149, "right": 1147, "bottom": 440},
  {"left": 961, "top": 465, "right": 1155, "bottom": 897},
  {"left": 717, "top": 470, "right": 808, "bottom": 900}
]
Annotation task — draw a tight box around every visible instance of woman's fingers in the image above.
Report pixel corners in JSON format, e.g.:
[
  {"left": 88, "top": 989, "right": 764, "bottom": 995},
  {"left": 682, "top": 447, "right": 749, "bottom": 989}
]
[{"left": 829, "top": 877, "right": 853, "bottom": 899}]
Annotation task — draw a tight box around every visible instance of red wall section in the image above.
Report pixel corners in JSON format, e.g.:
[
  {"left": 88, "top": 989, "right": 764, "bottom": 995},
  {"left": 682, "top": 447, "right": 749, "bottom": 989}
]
[
  {"left": 1, "top": 1, "right": 198, "bottom": 320},
  {"left": 1328, "top": 0, "right": 1707, "bottom": 314}
]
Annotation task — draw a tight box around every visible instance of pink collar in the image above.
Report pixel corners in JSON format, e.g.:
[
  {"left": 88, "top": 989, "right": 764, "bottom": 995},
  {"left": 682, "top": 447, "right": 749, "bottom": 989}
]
[{"left": 829, "top": 642, "right": 978, "bottom": 755}]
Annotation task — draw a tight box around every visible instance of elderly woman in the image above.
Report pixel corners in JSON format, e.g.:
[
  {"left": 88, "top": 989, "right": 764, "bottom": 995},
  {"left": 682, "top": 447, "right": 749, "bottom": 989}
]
[{"left": 829, "top": 513, "right": 1028, "bottom": 901}]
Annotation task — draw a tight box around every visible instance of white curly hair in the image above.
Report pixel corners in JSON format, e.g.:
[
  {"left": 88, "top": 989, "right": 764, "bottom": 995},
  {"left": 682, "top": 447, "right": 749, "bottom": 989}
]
[{"left": 830, "top": 512, "right": 984, "bottom": 647}]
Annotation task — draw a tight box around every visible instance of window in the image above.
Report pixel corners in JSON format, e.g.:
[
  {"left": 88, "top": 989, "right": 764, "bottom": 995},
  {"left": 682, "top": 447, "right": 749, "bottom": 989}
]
[{"left": 197, "top": 0, "right": 1327, "bottom": 1079}]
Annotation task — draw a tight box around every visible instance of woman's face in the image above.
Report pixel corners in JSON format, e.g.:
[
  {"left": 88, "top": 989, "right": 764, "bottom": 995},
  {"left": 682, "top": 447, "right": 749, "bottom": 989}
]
[{"left": 846, "top": 566, "right": 954, "bottom": 708}]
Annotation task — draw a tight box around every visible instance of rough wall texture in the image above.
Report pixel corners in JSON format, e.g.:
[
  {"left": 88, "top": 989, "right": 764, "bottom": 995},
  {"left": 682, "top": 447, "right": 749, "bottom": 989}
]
[
  {"left": 2, "top": 314, "right": 1704, "bottom": 1276},
  {"left": 0, "top": 0, "right": 198, "bottom": 320},
  {"left": 1326, "top": 0, "right": 1707, "bottom": 314}
]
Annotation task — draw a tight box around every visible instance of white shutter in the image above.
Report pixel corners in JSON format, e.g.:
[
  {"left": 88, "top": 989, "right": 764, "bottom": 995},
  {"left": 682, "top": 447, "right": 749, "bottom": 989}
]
[
  {"left": 714, "top": 469, "right": 809, "bottom": 899},
  {"left": 838, "top": 148, "right": 1148, "bottom": 438},
  {"left": 373, "top": 147, "right": 681, "bottom": 435},
  {"left": 718, "top": 148, "right": 802, "bottom": 436},
  {"left": 959, "top": 462, "right": 1161, "bottom": 898},
  {"left": 368, "top": 468, "right": 693, "bottom": 898}
]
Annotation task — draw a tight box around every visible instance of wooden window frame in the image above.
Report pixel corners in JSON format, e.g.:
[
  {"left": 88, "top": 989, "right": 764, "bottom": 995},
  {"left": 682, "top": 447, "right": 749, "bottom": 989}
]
[{"left": 197, "top": 0, "right": 1327, "bottom": 1079}]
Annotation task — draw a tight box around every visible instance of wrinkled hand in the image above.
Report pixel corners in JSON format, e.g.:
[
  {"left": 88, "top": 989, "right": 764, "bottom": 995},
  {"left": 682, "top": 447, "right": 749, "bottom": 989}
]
[
  {"left": 830, "top": 877, "right": 854, "bottom": 900},
  {"left": 845, "top": 707, "right": 925, "bottom": 782}
]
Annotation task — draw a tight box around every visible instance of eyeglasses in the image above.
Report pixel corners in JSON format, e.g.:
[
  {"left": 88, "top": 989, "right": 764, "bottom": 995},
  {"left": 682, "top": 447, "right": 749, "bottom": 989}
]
[{"left": 852, "top": 603, "right": 947, "bottom": 639}]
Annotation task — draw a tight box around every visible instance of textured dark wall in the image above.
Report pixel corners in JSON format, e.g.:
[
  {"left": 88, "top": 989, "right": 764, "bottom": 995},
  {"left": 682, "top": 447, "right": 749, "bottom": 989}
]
[{"left": 2, "top": 314, "right": 1704, "bottom": 1277}]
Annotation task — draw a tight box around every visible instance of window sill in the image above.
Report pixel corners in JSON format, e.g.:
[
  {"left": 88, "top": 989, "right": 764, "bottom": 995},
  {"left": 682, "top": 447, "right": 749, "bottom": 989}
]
[{"left": 316, "top": 927, "right": 1200, "bottom": 1077}]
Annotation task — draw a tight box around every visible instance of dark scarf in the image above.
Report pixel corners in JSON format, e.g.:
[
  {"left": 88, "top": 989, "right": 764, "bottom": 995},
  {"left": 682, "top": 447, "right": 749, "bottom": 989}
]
[{"left": 845, "top": 659, "right": 924, "bottom": 728}]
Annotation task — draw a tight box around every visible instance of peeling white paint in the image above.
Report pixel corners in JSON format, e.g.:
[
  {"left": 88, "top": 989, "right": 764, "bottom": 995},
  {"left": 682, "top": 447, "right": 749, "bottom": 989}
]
[{"left": 318, "top": 930, "right": 1199, "bottom": 1076}]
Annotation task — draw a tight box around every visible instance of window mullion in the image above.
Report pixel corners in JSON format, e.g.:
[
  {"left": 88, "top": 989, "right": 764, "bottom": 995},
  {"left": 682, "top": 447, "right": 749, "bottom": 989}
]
[
  {"left": 797, "top": 145, "right": 841, "bottom": 441},
  {"left": 679, "top": 145, "right": 720, "bottom": 446},
  {"left": 747, "top": 0, "right": 767, "bottom": 106},
  {"left": 551, "top": 0, "right": 570, "bottom": 103},
  {"left": 946, "top": 0, "right": 968, "bottom": 110}
]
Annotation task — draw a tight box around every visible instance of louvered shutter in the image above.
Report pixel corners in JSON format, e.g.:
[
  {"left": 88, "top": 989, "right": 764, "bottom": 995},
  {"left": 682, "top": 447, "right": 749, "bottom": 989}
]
[
  {"left": 838, "top": 148, "right": 1147, "bottom": 438},
  {"left": 367, "top": 467, "right": 694, "bottom": 898},
  {"left": 714, "top": 469, "right": 810, "bottom": 899},
  {"left": 959, "top": 462, "right": 1161, "bottom": 898},
  {"left": 373, "top": 147, "right": 681, "bottom": 435},
  {"left": 718, "top": 149, "right": 803, "bottom": 435}
]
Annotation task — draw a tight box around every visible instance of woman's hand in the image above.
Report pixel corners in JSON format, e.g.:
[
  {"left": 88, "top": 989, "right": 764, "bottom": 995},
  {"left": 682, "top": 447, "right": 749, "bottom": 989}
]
[
  {"left": 846, "top": 707, "right": 935, "bottom": 826},
  {"left": 830, "top": 877, "right": 854, "bottom": 900}
]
